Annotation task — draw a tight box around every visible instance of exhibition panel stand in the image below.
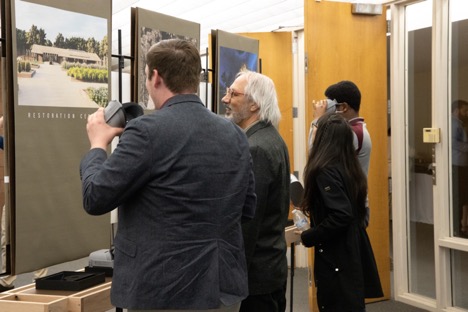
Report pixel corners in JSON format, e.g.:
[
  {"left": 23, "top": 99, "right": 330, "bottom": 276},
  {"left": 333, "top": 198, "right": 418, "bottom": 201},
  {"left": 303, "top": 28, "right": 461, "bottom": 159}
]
[
  {"left": 285, "top": 224, "right": 302, "bottom": 312},
  {"left": 0, "top": 29, "right": 127, "bottom": 310}
]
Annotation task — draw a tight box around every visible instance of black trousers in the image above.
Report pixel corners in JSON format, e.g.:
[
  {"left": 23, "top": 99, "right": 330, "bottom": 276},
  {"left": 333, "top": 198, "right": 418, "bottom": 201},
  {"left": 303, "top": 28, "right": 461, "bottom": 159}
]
[{"left": 239, "top": 284, "right": 286, "bottom": 312}]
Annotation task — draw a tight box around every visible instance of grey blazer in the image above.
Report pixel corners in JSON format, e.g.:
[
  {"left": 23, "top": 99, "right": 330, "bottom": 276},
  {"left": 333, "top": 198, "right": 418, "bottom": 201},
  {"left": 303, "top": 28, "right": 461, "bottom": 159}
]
[{"left": 80, "top": 94, "right": 256, "bottom": 310}]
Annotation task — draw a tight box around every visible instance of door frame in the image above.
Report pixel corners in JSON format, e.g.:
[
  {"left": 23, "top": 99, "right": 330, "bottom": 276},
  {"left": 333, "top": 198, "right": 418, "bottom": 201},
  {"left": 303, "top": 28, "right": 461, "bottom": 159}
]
[{"left": 390, "top": 0, "right": 468, "bottom": 310}]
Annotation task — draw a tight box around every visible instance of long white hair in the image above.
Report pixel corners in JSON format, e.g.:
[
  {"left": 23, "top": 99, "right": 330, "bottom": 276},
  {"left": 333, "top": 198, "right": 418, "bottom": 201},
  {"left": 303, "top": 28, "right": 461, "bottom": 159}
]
[{"left": 236, "top": 70, "right": 281, "bottom": 128}]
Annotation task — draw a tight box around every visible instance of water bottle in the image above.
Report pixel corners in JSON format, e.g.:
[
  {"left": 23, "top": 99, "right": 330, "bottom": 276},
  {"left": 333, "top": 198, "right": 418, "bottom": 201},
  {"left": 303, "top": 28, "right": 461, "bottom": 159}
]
[{"left": 292, "top": 209, "right": 310, "bottom": 231}]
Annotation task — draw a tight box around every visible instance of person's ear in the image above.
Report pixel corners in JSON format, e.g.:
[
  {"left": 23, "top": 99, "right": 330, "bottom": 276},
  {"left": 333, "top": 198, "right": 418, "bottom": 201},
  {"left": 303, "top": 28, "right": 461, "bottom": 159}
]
[
  {"left": 152, "top": 69, "right": 163, "bottom": 88},
  {"left": 341, "top": 102, "right": 349, "bottom": 112},
  {"left": 250, "top": 102, "right": 259, "bottom": 112}
]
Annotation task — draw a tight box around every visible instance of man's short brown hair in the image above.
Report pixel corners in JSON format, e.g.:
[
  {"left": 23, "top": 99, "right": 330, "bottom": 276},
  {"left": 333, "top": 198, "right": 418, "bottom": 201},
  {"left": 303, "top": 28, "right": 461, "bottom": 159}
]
[{"left": 146, "top": 39, "right": 201, "bottom": 94}]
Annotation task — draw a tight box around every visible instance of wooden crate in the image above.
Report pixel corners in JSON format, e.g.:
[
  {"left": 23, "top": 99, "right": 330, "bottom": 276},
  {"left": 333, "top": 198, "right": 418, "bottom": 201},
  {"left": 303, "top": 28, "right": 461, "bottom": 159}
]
[
  {"left": 0, "top": 293, "right": 68, "bottom": 312},
  {"left": 68, "top": 281, "right": 113, "bottom": 312},
  {"left": 0, "top": 279, "right": 113, "bottom": 312}
]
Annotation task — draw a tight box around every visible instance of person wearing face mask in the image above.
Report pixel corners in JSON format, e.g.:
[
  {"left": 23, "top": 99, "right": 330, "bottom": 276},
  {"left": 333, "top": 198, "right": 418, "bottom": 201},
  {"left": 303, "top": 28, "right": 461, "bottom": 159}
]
[
  {"left": 222, "top": 70, "right": 290, "bottom": 312},
  {"left": 307, "top": 98, "right": 338, "bottom": 150},
  {"left": 308, "top": 80, "right": 372, "bottom": 226}
]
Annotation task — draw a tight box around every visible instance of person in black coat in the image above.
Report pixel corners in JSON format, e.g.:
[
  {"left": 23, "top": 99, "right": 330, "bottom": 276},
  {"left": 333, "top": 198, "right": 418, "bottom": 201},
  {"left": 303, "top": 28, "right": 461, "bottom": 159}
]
[
  {"left": 222, "top": 70, "right": 290, "bottom": 312},
  {"left": 299, "top": 113, "right": 383, "bottom": 312}
]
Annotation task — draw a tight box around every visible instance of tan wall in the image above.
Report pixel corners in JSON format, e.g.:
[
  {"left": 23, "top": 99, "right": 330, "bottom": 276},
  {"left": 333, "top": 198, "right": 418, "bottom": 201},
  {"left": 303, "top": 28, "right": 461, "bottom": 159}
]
[{"left": 305, "top": 1, "right": 390, "bottom": 310}]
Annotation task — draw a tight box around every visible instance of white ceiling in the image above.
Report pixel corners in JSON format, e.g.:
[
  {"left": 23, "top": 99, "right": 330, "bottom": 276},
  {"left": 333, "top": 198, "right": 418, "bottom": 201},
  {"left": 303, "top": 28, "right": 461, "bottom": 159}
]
[
  {"left": 111, "top": 0, "right": 303, "bottom": 54},
  {"left": 111, "top": 0, "right": 385, "bottom": 54}
]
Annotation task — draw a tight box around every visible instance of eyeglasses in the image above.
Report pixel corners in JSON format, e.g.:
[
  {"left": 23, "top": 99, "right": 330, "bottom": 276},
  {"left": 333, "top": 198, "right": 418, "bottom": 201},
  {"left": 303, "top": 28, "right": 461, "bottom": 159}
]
[{"left": 225, "top": 87, "right": 245, "bottom": 99}]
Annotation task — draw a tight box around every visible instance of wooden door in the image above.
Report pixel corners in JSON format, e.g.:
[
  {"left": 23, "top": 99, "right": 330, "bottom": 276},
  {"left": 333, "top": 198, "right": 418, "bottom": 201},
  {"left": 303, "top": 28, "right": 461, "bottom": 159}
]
[{"left": 305, "top": 1, "right": 390, "bottom": 310}]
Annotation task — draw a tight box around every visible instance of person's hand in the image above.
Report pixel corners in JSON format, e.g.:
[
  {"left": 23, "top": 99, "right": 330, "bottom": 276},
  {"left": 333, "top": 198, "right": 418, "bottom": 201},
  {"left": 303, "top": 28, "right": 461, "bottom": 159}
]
[
  {"left": 0, "top": 116, "right": 4, "bottom": 130},
  {"left": 313, "top": 99, "right": 328, "bottom": 119},
  {"left": 292, "top": 230, "right": 303, "bottom": 244},
  {"left": 86, "top": 108, "right": 124, "bottom": 150}
]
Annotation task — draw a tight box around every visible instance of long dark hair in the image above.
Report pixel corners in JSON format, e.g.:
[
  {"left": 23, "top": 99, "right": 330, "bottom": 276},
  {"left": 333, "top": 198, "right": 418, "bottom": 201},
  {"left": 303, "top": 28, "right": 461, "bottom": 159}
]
[{"left": 302, "top": 113, "right": 367, "bottom": 225}]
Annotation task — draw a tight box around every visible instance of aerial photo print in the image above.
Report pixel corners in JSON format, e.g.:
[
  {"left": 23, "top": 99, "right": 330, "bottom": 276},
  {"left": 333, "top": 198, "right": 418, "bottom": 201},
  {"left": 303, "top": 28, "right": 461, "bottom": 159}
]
[
  {"left": 10, "top": 0, "right": 112, "bottom": 276},
  {"left": 14, "top": 0, "right": 109, "bottom": 108},
  {"left": 132, "top": 7, "right": 200, "bottom": 109}
]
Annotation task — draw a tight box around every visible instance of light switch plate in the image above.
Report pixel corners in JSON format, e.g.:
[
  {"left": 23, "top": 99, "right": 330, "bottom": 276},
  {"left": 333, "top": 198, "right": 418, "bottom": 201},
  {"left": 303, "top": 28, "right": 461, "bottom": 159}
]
[{"left": 423, "top": 128, "right": 440, "bottom": 143}]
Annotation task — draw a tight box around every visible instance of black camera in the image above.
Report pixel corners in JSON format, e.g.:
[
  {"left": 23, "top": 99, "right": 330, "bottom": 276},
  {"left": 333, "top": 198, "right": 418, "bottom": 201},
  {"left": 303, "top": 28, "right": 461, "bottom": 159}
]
[{"left": 104, "top": 100, "right": 144, "bottom": 128}]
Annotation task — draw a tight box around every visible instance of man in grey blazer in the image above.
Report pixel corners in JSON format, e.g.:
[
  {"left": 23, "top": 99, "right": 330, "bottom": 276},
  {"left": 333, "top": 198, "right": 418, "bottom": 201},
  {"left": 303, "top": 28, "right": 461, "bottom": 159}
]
[
  {"left": 222, "top": 70, "right": 290, "bottom": 312},
  {"left": 80, "top": 39, "right": 256, "bottom": 311}
]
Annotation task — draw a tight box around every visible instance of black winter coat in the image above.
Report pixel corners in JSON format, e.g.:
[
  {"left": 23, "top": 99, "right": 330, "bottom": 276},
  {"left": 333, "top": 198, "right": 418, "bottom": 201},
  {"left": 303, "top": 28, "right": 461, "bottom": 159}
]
[{"left": 301, "top": 165, "right": 383, "bottom": 312}]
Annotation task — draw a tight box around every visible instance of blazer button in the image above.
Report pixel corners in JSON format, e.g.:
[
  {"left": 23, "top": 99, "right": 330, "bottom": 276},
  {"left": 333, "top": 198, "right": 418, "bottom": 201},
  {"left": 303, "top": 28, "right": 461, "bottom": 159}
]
[
  {"left": 335, "top": 268, "right": 339, "bottom": 272},
  {"left": 319, "top": 249, "right": 323, "bottom": 253}
]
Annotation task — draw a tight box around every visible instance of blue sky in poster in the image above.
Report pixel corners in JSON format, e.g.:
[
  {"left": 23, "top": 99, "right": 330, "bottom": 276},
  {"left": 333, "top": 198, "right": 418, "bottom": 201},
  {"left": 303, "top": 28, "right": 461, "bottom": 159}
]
[{"left": 15, "top": 0, "right": 107, "bottom": 42}]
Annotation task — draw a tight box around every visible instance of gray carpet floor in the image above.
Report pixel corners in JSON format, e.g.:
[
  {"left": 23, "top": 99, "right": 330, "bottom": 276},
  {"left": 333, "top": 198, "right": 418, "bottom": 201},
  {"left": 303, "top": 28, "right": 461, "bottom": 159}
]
[{"left": 286, "top": 267, "right": 428, "bottom": 312}]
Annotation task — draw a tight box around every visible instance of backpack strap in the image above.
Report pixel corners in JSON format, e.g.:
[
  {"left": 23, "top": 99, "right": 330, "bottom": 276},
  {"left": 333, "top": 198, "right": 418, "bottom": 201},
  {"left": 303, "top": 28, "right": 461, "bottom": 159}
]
[{"left": 349, "top": 118, "right": 365, "bottom": 154}]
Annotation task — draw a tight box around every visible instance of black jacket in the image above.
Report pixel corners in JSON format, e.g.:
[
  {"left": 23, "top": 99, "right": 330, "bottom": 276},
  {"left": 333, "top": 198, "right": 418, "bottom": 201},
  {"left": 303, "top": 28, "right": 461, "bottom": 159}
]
[
  {"left": 301, "top": 165, "right": 383, "bottom": 311},
  {"left": 242, "top": 121, "right": 291, "bottom": 295}
]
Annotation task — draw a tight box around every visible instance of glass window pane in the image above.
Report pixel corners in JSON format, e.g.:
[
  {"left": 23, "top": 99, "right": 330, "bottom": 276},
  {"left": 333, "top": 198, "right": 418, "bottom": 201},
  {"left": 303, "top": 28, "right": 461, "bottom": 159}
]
[
  {"left": 405, "top": 0, "right": 436, "bottom": 298},
  {"left": 451, "top": 249, "right": 468, "bottom": 308},
  {"left": 450, "top": 0, "right": 468, "bottom": 306},
  {"left": 450, "top": 0, "right": 468, "bottom": 239}
]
